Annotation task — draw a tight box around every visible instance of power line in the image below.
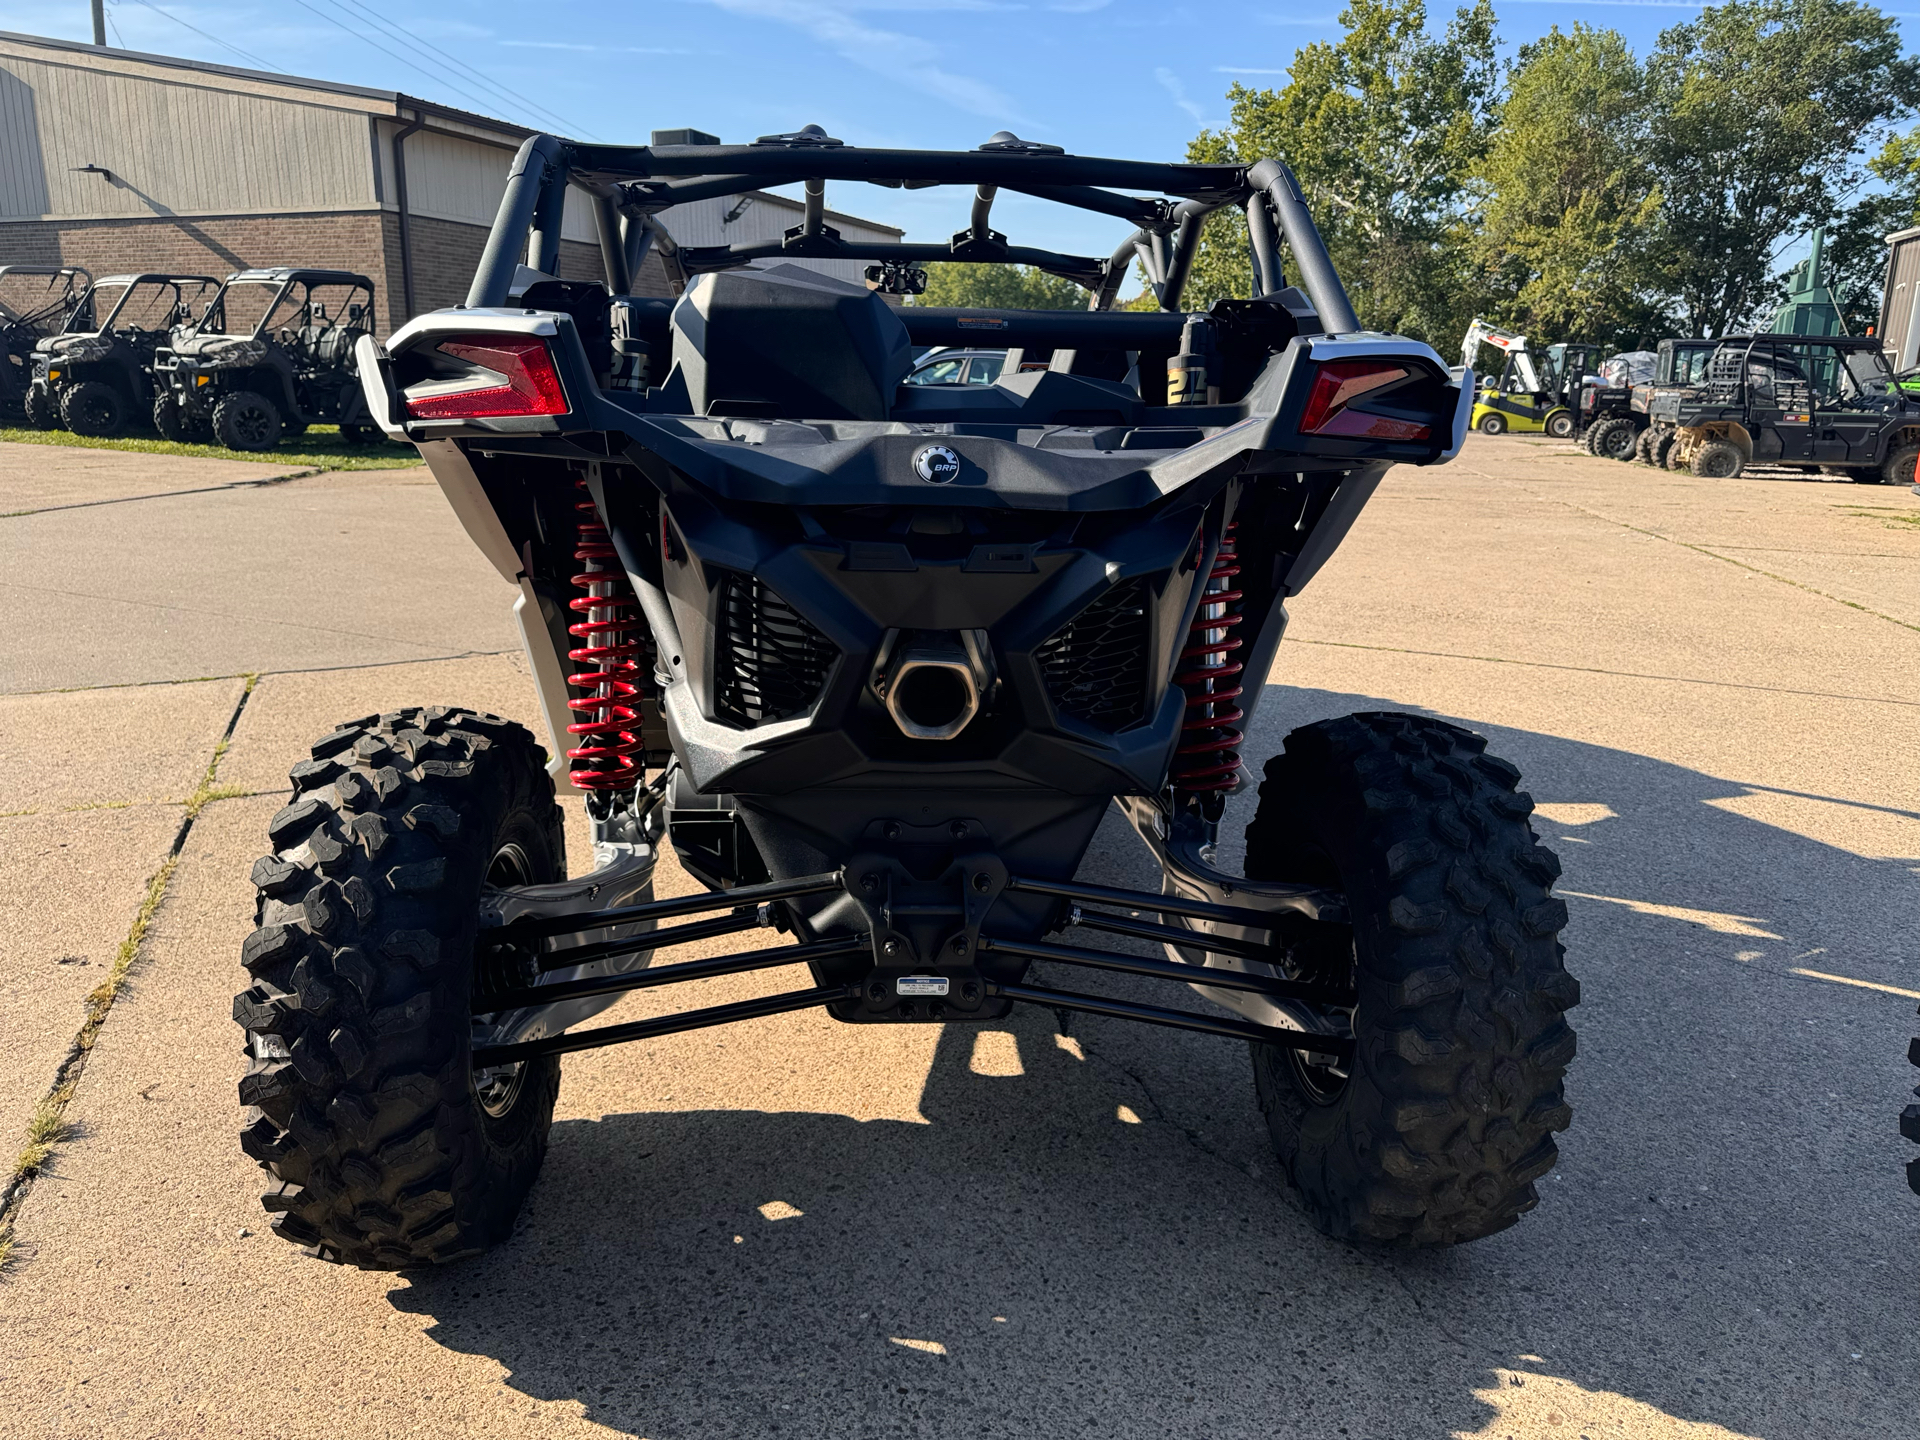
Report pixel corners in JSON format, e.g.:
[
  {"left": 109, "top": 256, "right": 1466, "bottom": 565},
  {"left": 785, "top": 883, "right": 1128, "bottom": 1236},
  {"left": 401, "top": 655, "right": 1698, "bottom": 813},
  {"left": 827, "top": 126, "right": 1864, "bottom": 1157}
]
[
  {"left": 117, "top": 0, "right": 285, "bottom": 74},
  {"left": 285, "top": 0, "right": 591, "bottom": 137},
  {"left": 282, "top": 0, "right": 520, "bottom": 118},
  {"left": 324, "top": 0, "right": 591, "bottom": 137}
]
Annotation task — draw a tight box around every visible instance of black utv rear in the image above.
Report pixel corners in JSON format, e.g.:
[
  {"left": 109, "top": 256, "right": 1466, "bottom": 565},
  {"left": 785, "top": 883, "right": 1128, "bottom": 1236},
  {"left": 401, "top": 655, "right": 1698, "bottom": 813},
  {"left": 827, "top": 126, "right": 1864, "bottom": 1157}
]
[
  {"left": 232, "top": 127, "right": 1578, "bottom": 1269},
  {"left": 157, "top": 268, "right": 382, "bottom": 449}
]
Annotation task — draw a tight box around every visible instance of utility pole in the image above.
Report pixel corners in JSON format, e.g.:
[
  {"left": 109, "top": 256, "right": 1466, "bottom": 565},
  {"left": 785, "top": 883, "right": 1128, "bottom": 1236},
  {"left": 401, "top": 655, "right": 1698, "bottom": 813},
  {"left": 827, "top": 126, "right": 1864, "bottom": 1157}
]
[{"left": 91, "top": 0, "right": 106, "bottom": 46}]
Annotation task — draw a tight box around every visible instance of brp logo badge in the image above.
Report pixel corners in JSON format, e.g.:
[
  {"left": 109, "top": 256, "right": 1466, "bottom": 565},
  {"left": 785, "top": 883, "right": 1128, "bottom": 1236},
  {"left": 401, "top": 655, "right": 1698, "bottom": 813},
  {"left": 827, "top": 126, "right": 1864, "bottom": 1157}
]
[{"left": 913, "top": 444, "right": 962, "bottom": 484}]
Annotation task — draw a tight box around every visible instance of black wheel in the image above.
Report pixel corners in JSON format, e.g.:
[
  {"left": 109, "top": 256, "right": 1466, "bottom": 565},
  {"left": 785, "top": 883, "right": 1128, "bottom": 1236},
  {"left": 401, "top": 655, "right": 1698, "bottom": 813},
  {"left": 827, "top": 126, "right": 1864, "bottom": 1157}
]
[
  {"left": 1476, "top": 412, "right": 1507, "bottom": 435},
  {"left": 1590, "top": 418, "right": 1637, "bottom": 461},
  {"left": 152, "top": 393, "right": 210, "bottom": 443},
  {"left": 1242, "top": 711, "right": 1578, "bottom": 1246},
  {"left": 60, "top": 379, "right": 125, "bottom": 436},
  {"left": 1691, "top": 440, "right": 1743, "bottom": 478},
  {"left": 22, "top": 383, "right": 59, "bottom": 430},
  {"left": 213, "top": 389, "right": 281, "bottom": 451},
  {"left": 1545, "top": 410, "right": 1576, "bottom": 439},
  {"left": 1879, "top": 445, "right": 1918, "bottom": 487},
  {"left": 1904, "top": 1018, "right": 1920, "bottom": 1195},
  {"left": 235, "top": 707, "right": 567, "bottom": 1269},
  {"left": 1632, "top": 426, "right": 1654, "bottom": 464},
  {"left": 1662, "top": 432, "right": 1687, "bottom": 470}
]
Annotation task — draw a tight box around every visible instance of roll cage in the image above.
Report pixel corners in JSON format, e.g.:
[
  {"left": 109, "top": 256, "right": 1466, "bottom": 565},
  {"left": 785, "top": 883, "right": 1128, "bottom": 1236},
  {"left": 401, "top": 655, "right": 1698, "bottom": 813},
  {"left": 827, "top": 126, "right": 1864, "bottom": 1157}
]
[
  {"left": 185, "top": 268, "right": 375, "bottom": 342},
  {"left": 467, "top": 125, "right": 1361, "bottom": 331},
  {"left": 65, "top": 274, "right": 215, "bottom": 336}
]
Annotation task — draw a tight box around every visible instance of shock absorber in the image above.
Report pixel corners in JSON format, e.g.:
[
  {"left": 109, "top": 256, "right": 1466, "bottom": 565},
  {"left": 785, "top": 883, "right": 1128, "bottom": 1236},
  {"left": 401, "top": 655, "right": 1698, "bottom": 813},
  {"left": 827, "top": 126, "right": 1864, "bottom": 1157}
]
[
  {"left": 565, "top": 480, "right": 645, "bottom": 794},
  {"left": 1170, "top": 521, "right": 1245, "bottom": 798}
]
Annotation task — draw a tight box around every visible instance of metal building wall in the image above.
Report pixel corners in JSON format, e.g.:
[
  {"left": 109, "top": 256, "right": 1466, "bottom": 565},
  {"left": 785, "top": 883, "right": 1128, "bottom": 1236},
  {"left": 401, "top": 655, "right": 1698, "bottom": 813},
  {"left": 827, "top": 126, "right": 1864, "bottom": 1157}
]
[
  {"left": 1880, "top": 228, "right": 1920, "bottom": 370},
  {"left": 0, "top": 48, "right": 376, "bottom": 221}
]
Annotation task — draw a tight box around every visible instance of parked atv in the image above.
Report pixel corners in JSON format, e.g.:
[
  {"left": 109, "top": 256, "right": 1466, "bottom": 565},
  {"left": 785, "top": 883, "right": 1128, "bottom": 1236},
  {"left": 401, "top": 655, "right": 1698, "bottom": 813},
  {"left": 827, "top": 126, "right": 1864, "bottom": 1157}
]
[
  {"left": 1631, "top": 339, "right": 1716, "bottom": 468},
  {"left": 27, "top": 273, "right": 214, "bottom": 436},
  {"left": 236, "top": 128, "right": 1577, "bottom": 1269},
  {"left": 1652, "top": 335, "right": 1920, "bottom": 481},
  {"left": 1577, "top": 350, "right": 1654, "bottom": 460},
  {"left": 0, "top": 265, "right": 90, "bottom": 423},
  {"left": 158, "top": 268, "right": 381, "bottom": 450}
]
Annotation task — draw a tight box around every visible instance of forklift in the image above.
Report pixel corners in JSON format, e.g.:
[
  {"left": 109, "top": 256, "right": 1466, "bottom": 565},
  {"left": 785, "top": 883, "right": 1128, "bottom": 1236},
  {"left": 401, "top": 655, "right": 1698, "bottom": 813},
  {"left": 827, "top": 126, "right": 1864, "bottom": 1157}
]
[{"left": 1462, "top": 319, "right": 1580, "bottom": 437}]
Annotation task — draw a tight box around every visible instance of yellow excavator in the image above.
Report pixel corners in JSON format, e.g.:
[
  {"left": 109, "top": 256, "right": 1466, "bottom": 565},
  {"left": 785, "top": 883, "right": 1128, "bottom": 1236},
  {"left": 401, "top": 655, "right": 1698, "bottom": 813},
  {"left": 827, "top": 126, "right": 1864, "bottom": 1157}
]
[{"left": 1462, "top": 318, "right": 1577, "bottom": 437}]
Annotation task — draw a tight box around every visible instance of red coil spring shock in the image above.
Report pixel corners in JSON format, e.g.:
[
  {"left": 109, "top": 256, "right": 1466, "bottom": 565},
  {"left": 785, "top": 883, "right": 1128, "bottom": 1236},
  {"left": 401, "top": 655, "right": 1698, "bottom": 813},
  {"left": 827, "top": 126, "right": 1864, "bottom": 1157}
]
[
  {"left": 565, "top": 480, "right": 645, "bottom": 792},
  {"left": 1171, "top": 522, "right": 1245, "bottom": 794}
]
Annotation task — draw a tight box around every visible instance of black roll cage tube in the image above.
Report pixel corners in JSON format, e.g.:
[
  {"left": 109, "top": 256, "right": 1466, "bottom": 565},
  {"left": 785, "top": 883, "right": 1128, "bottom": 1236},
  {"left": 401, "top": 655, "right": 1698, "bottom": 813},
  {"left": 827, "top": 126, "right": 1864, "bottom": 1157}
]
[{"left": 466, "top": 132, "right": 1359, "bottom": 330}]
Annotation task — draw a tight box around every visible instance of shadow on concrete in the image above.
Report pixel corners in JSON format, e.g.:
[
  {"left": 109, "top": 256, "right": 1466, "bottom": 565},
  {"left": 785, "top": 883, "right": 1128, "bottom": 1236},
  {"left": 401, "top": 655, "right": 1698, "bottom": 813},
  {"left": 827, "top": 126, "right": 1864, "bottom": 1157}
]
[{"left": 389, "top": 685, "right": 1918, "bottom": 1440}]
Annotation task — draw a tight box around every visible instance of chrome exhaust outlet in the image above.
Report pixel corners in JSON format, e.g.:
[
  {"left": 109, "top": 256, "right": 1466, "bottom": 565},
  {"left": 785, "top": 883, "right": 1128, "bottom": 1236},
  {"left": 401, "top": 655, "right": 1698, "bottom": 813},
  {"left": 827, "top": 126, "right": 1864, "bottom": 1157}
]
[{"left": 872, "top": 629, "right": 993, "bottom": 741}]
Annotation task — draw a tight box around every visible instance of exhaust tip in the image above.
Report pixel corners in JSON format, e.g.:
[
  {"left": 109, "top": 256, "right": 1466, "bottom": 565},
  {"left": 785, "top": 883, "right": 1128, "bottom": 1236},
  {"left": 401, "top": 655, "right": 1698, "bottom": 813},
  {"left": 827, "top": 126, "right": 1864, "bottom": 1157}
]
[{"left": 886, "top": 656, "right": 979, "bottom": 740}]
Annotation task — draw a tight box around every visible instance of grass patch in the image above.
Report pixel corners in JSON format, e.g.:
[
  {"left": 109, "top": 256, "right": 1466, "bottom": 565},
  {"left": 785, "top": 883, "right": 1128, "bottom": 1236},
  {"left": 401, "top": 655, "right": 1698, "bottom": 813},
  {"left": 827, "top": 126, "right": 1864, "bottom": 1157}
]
[
  {"left": 1842, "top": 506, "right": 1920, "bottom": 529},
  {"left": 0, "top": 423, "right": 421, "bottom": 471},
  {"left": 0, "top": 676, "right": 256, "bottom": 1275}
]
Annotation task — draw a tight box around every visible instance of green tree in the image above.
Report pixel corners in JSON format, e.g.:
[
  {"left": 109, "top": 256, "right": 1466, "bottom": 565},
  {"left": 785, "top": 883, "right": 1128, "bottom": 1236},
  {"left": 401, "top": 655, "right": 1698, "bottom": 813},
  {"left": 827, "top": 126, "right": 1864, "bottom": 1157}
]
[
  {"left": 913, "top": 263, "right": 1088, "bottom": 310},
  {"left": 1644, "top": 0, "right": 1918, "bottom": 335},
  {"left": 1471, "top": 25, "right": 1670, "bottom": 349},
  {"left": 1179, "top": 0, "right": 1501, "bottom": 351}
]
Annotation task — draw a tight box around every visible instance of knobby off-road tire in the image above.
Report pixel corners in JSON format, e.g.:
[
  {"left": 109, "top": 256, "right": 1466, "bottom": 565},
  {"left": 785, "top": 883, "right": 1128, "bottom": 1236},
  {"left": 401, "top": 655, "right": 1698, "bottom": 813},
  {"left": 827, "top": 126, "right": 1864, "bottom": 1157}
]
[
  {"left": 213, "top": 389, "right": 281, "bottom": 451},
  {"left": 1878, "top": 445, "right": 1918, "bottom": 487},
  {"left": 1691, "top": 440, "right": 1743, "bottom": 478},
  {"left": 152, "top": 393, "right": 210, "bottom": 443},
  {"left": 1589, "top": 418, "right": 1636, "bottom": 461},
  {"left": 235, "top": 707, "right": 567, "bottom": 1268},
  {"left": 1903, "top": 1014, "right": 1920, "bottom": 1195},
  {"left": 1242, "top": 712, "right": 1579, "bottom": 1246},
  {"left": 22, "top": 383, "right": 59, "bottom": 430},
  {"left": 60, "top": 379, "right": 125, "bottom": 437}
]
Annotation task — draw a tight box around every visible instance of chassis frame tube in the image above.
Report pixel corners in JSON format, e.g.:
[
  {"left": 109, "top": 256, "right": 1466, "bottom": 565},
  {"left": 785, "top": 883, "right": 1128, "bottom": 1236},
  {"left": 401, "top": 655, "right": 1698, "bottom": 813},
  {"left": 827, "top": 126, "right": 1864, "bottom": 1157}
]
[
  {"left": 475, "top": 936, "right": 868, "bottom": 1016},
  {"left": 980, "top": 935, "right": 1353, "bottom": 1005},
  {"left": 992, "top": 981, "right": 1355, "bottom": 1060},
  {"left": 497, "top": 870, "right": 843, "bottom": 941},
  {"left": 472, "top": 983, "right": 857, "bottom": 1065},
  {"left": 1005, "top": 873, "right": 1336, "bottom": 930}
]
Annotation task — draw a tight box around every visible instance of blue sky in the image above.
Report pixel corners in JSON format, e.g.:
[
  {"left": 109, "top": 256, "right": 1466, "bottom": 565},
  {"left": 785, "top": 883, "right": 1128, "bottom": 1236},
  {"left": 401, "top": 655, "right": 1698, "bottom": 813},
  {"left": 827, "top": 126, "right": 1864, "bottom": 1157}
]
[{"left": 9, "top": 0, "right": 1913, "bottom": 262}]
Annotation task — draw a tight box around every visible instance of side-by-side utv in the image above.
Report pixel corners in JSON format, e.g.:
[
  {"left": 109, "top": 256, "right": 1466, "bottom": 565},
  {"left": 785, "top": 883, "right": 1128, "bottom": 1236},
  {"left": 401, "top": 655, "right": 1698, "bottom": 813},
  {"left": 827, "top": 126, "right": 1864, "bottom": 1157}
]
[
  {"left": 1650, "top": 334, "right": 1920, "bottom": 481},
  {"left": 157, "top": 268, "right": 382, "bottom": 449},
  {"left": 0, "top": 265, "right": 90, "bottom": 423},
  {"left": 28, "top": 273, "right": 214, "bottom": 435},
  {"left": 234, "top": 127, "right": 1578, "bottom": 1270}
]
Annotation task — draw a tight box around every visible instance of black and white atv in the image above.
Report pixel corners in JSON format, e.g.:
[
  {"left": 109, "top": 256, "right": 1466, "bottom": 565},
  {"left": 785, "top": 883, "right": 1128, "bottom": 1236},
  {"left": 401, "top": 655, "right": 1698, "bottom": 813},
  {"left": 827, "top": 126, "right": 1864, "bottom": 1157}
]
[{"left": 234, "top": 127, "right": 1577, "bottom": 1269}]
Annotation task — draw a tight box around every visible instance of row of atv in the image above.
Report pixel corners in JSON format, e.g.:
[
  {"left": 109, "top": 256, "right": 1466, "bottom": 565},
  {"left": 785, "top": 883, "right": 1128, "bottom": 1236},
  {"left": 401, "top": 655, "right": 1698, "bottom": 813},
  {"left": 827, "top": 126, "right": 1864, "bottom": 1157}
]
[
  {"left": 1574, "top": 334, "right": 1919, "bottom": 484},
  {"left": 0, "top": 264, "right": 385, "bottom": 451}
]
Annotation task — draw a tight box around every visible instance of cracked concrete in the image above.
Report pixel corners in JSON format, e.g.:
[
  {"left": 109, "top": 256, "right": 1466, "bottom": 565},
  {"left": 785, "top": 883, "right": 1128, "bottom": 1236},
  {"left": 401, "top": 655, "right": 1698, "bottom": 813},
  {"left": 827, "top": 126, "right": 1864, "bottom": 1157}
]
[{"left": 0, "top": 434, "right": 1914, "bottom": 1438}]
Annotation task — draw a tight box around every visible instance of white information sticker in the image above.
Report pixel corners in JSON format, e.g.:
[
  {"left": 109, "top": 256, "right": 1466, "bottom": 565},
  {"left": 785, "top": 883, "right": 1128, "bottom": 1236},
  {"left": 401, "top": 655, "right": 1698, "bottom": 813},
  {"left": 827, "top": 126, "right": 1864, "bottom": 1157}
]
[{"left": 895, "top": 975, "right": 950, "bottom": 997}]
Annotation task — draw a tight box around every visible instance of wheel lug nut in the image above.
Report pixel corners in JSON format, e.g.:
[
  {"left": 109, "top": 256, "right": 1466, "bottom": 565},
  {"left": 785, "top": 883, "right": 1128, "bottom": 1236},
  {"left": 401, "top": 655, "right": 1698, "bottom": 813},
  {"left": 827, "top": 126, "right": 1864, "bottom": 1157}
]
[{"left": 972, "top": 873, "right": 991, "bottom": 893}]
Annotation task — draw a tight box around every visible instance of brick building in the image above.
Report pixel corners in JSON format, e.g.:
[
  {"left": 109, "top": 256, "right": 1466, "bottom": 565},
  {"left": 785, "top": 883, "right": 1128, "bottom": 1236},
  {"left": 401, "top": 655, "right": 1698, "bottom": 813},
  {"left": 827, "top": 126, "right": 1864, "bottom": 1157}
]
[{"left": 0, "top": 30, "right": 902, "bottom": 334}]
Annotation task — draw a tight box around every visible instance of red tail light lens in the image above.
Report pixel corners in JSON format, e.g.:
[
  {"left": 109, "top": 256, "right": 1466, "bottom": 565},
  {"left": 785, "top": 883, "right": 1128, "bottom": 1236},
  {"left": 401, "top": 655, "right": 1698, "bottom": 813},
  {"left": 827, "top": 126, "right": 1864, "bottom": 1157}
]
[
  {"left": 1300, "top": 360, "right": 1431, "bottom": 441},
  {"left": 403, "top": 336, "right": 567, "bottom": 420}
]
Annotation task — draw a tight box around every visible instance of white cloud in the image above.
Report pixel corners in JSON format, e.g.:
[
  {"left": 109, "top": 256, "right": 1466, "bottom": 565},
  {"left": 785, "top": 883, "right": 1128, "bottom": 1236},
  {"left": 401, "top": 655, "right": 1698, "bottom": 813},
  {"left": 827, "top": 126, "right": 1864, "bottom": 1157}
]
[
  {"left": 706, "top": 0, "right": 1027, "bottom": 121},
  {"left": 1154, "top": 66, "right": 1205, "bottom": 126}
]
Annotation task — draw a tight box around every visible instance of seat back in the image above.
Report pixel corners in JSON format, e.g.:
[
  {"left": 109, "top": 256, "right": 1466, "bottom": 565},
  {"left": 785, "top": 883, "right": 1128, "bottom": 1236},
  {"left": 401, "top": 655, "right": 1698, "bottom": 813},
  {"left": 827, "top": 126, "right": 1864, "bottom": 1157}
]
[{"left": 669, "top": 265, "right": 912, "bottom": 420}]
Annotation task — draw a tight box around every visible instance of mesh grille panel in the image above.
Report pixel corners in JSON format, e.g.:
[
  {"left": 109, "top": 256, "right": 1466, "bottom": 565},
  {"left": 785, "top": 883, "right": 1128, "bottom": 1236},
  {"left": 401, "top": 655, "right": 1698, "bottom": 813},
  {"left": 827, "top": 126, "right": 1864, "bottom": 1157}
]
[
  {"left": 713, "top": 572, "right": 838, "bottom": 725},
  {"left": 1037, "top": 577, "right": 1150, "bottom": 731}
]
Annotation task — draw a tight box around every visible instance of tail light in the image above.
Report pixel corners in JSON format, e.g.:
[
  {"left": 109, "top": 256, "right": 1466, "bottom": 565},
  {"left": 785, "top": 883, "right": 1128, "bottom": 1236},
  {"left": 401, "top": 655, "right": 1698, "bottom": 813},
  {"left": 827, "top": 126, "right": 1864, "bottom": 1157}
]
[
  {"left": 1299, "top": 360, "right": 1432, "bottom": 442},
  {"left": 403, "top": 336, "right": 567, "bottom": 420}
]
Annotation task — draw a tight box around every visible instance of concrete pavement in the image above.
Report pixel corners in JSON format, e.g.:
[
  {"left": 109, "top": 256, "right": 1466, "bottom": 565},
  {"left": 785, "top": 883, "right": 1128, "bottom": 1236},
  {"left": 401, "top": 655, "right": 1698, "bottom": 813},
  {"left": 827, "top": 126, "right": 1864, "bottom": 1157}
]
[{"left": 0, "top": 435, "right": 1914, "bottom": 1438}]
